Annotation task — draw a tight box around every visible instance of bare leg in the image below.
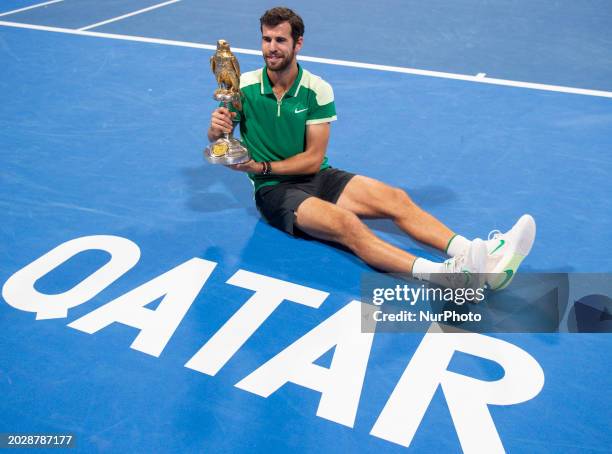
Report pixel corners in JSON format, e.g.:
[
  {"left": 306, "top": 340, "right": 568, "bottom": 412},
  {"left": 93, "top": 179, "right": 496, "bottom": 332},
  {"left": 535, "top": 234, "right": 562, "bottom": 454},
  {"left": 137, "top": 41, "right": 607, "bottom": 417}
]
[
  {"left": 295, "top": 196, "right": 417, "bottom": 274},
  {"left": 337, "top": 176, "right": 455, "bottom": 251}
]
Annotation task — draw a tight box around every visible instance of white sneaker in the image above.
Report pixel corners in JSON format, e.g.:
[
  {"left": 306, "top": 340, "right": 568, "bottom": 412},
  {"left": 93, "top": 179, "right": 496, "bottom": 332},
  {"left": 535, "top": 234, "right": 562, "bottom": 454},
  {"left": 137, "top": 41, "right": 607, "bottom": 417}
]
[
  {"left": 485, "top": 214, "right": 536, "bottom": 290},
  {"left": 436, "top": 238, "right": 488, "bottom": 291}
]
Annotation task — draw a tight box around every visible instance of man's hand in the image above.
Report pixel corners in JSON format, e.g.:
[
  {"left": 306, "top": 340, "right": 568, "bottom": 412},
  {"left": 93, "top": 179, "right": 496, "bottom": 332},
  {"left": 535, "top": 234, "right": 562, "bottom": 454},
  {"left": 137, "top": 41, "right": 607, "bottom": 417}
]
[
  {"left": 208, "top": 107, "right": 236, "bottom": 140},
  {"left": 226, "top": 159, "right": 263, "bottom": 174}
]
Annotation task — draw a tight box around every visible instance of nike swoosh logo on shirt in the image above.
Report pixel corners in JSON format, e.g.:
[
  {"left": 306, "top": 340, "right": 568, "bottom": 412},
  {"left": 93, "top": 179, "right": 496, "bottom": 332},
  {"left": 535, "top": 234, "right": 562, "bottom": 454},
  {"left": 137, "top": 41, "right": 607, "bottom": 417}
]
[{"left": 294, "top": 107, "right": 308, "bottom": 114}]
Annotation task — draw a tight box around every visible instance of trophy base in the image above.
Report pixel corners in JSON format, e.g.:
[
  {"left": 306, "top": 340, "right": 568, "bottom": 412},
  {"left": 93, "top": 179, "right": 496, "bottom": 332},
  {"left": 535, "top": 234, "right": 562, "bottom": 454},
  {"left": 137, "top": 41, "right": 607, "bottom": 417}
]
[{"left": 204, "top": 137, "right": 250, "bottom": 165}]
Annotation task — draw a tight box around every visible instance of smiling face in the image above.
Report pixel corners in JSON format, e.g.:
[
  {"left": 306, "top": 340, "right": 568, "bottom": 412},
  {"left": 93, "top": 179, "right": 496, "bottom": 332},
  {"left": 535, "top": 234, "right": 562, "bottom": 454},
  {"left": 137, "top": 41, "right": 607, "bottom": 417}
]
[{"left": 261, "top": 21, "right": 303, "bottom": 72}]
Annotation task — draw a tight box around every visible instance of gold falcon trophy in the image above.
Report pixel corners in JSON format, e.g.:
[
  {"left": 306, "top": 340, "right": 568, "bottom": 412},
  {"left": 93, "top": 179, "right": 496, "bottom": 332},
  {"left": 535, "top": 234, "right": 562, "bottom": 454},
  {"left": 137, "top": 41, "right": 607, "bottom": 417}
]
[{"left": 204, "top": 39, "right": 250, "bottom": 164}]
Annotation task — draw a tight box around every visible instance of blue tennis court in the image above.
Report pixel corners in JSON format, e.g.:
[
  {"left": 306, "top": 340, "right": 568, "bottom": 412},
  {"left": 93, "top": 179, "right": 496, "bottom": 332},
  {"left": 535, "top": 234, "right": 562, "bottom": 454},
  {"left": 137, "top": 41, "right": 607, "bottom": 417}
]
[{"left": 1, "top": 1, "right": 611, "bottom": 452}]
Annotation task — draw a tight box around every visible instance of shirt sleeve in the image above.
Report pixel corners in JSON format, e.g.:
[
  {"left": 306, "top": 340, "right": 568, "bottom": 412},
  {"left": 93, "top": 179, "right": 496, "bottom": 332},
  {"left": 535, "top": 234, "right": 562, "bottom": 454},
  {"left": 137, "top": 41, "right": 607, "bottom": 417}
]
[{"left": 306, "top": 79, "right": 337, "bottom": 125}]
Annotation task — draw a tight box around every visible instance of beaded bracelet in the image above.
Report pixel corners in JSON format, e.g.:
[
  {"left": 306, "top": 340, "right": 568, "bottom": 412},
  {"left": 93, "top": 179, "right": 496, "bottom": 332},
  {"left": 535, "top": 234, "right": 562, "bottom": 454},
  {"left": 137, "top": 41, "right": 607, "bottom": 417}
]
[{"left": 261, "top": 161, "right": 272, "bottom": 175}]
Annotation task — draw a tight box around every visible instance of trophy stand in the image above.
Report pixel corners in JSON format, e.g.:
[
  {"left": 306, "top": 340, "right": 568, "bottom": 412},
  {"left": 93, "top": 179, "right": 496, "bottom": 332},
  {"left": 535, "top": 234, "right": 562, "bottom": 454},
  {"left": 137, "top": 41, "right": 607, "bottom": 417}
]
[{"left": 204, "top": 91, "right": 250, "bottom": 165}]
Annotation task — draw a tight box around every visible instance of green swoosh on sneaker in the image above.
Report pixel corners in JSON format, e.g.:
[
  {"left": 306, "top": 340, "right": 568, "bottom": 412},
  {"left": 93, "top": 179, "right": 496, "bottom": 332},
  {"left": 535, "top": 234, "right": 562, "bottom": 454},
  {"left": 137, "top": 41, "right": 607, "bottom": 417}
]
[
  {"left": 490, "top": 239, "right": 505, "bottom": 255},
  {"left": 496, "top": 269, "right": 514, "bottom": 289}
]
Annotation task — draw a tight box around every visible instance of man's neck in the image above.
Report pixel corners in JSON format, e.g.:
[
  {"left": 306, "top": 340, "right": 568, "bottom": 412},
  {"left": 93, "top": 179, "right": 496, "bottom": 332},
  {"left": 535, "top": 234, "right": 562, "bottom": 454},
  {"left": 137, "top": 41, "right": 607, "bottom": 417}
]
[{"left": 267, "top": 60, "right": 299, "bottom": 93}]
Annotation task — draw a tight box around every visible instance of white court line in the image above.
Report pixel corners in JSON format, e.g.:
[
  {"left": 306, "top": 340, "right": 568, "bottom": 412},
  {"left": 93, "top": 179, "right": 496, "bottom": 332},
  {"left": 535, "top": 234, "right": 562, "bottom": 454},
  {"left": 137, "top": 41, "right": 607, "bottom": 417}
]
[
  {"left": 78, "top": 0, "right": 182, "bottom": 31},
  {"left": 0, "top": 0, "right": 63, "bottom": 17},
  {"left": 0, "top": 19, "right": 611, "bottom": 99}
]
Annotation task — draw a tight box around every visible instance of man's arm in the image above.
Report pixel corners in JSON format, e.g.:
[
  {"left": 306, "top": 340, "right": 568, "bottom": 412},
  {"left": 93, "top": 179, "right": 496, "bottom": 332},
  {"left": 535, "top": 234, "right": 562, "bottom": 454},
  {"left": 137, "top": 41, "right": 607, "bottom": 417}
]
[
  {"left": 269, "top": 122, "right": 329, "bottom": 174},
  {"left": 230, "top": 122, "right": 330, "bottom": 175}
]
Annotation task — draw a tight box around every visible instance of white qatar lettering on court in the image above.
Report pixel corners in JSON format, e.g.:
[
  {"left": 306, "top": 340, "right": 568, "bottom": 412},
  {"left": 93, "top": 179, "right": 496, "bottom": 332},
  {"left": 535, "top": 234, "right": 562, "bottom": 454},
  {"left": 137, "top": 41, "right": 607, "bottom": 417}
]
[
  {"left": 68, "top": 258, "right": 216, "bottom": 357},
  {"left": 185, "top": 269, "right": 329, "bottom": 375},
  {"left": 370, "top": 323, "right": 545, "bottom": 453},
  {"left": 235, "top": 301, "right": 376, "bottom": 428},
  {"left": 1, "top": 235, "right": 548, "bottom": 449},
  {"left": 2, "top": 235, "right": 140, "bottom": 320}
]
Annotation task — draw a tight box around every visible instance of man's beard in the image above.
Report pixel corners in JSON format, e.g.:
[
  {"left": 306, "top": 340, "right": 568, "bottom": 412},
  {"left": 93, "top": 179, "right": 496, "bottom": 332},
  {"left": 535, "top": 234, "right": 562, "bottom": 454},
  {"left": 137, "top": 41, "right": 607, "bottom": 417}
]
[{"left": 265, "top": 49, "right": 294, "bottom": 72}]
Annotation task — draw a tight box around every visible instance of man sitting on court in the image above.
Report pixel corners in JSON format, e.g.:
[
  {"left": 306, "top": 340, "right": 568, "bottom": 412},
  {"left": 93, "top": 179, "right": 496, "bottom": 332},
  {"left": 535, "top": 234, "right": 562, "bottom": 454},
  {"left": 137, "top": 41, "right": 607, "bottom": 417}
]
[{"left": 207, "top": 6, "right": 536, "bottom": 290}]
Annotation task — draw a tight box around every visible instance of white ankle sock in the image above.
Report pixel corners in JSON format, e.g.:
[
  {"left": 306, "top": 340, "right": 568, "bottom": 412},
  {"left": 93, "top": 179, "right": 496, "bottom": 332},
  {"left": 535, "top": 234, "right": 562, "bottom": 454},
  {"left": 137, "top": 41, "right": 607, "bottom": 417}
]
[
  {"left": 446, "top": 235, "right": 470, "bottom": 257},
  {"left": 412, "top": 257, "right": 444, "bottom": 282}
]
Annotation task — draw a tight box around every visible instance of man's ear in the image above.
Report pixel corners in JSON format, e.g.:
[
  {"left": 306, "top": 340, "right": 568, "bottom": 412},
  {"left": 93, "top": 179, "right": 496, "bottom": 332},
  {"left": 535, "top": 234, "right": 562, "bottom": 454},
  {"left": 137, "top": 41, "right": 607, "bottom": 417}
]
[{"left": 294, "top": 36, "right": 304, "bottom": 52}]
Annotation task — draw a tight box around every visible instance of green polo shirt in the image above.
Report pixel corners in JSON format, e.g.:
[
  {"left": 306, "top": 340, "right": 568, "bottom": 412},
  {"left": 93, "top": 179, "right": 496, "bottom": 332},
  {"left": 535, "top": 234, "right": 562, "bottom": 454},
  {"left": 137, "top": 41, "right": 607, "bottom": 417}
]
[{"left": 230, "top": 64, "right": 337, "bottom": 191}]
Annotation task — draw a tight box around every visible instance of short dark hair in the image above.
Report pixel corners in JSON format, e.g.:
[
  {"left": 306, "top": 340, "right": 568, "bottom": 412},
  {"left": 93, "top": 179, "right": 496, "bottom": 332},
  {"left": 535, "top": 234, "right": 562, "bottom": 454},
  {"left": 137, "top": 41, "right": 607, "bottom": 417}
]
[{"left": 260, "top": 7, "right": 304, "bottom": 44}]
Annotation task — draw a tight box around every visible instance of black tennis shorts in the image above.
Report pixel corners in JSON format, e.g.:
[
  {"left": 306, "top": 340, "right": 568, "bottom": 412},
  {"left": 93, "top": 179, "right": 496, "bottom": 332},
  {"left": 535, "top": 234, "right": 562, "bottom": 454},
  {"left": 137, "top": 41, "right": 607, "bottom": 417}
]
[{"left": 255, "top": 167, "right": 356, "bottom": 236}]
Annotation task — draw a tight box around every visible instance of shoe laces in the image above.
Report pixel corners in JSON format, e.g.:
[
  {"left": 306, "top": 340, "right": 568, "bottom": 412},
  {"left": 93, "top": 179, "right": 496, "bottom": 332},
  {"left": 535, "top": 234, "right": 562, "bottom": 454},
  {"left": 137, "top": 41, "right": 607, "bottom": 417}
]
[
  {"left": 443, "top": 254, "right": 466, "bottom": 273},
  {"left": 488, "top": 229, "right": 502, "bottom": 241},
  {"left": 440, "top": 255, "right": 472, "bottom": 290}
]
